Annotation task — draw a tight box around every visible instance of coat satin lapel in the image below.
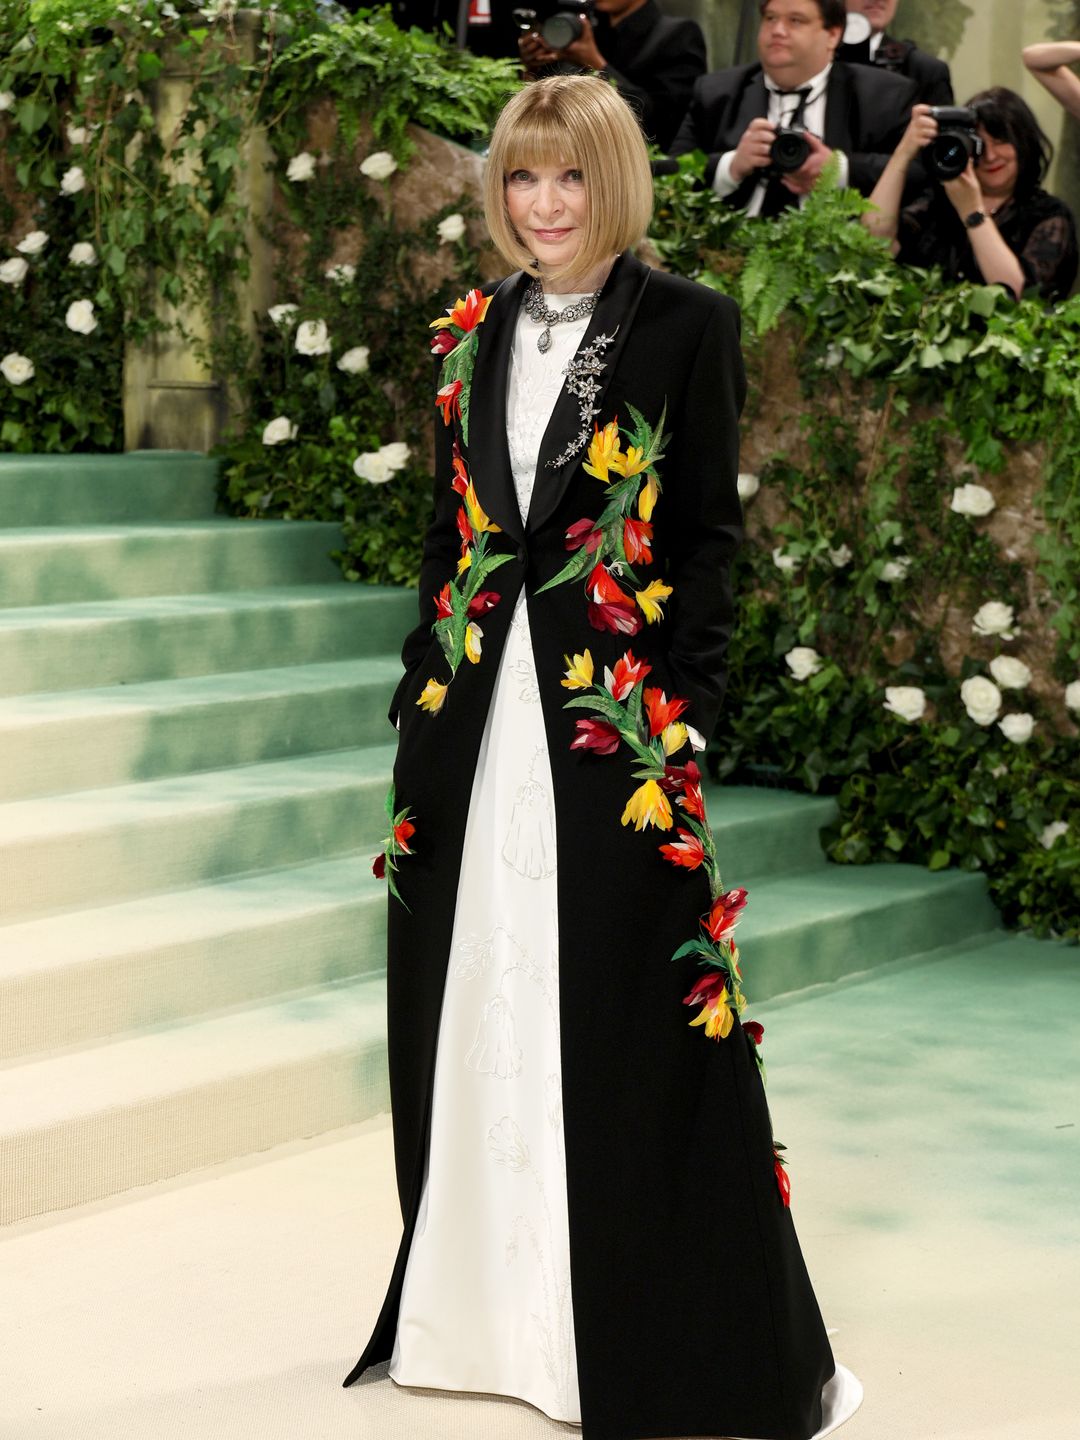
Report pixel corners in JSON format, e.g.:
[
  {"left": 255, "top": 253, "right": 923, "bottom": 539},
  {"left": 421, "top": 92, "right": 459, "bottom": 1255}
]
[
  {"left": 526, "top": 251, "right": 653, "bottom": 536},
  {"left": 466, "top": 269, "right": 529, "bottom": 544},
  {"left": 737, "top": 68, "right": 769, "bottom": 135}
]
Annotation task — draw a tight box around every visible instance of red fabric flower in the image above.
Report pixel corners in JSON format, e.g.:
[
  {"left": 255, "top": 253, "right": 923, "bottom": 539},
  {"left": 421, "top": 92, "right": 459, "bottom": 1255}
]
[
  {"left": 450, "top": 443, "right": 469, "bottom": 496},
  {"left": 609, "top": 650, "right": 652, "bottom": 701},
  {"left": 456, "top": 504, "right": 473, "bottom": 552},
  {"left": 659, "top": 828, "right": 706, "bottom": 869},
  {"left": 659, "top": 759, "right": 701, "bottom": 795},
  {"left": 682, "top": 969, "right": 727, "bottom": 1012},
  {"left": 430, "top": 327, "right": 459, "bottom": 357},
  {"left": 570, "top": 716, "right": 621, "bottom": 755},
  {"left": 435, "top": 583, "right": 454, "bottom": 621},
  {"left": 393, "top": 818, "right": 416, "bottom": 854},
  {"left": 436, "top": 378, "right": 463, "bottom": 426},
  {"left": 565, "top": 517, "right": 603, "bottom": 553},
  {"left": 743, "top": 1020, "right": 764, "bottom": 1046},
  {"left": 643, "top": 687, "right": 690, "bottom": 738},
  {"left": 467, "top": 590, "right": 499, "bottom": 618},
  {"left": 774, "top": 1150, "right": 791, "bottom": 1207},
  {"left": 586, "top": 561, "right": 629, "bottom": 604},
  {"left": 623, "top": 517, "right": 654, "bottom": 565},
  {"left": 372, "top": 852, "right": 386, "bottom": 880},
  {"left": 702, "top": 887, "right": 748, "bottom": 944}
]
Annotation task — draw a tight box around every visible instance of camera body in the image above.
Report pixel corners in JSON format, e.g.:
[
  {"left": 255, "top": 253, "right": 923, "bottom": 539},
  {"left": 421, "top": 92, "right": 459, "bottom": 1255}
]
[
  {"left": 512, "top": 1, "right": 597, "bottom": 50},
  {"left": 924, "top": 106, "right": 984, "bottom": 182},
  {"left": 768, "top": 124, "right": 811, "bottom": 175}
]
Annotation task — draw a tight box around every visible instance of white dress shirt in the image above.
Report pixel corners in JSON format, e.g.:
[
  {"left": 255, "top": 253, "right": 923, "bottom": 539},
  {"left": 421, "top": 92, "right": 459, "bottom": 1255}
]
[{"left": 712, "top": 61, "right": 851, "bottom": 214}]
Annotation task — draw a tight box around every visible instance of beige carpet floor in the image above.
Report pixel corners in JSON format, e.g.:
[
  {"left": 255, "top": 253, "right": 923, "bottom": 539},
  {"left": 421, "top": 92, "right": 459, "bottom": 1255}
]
[{"left": 1, "top": 936, "right": 1076, "bottom": 1440}]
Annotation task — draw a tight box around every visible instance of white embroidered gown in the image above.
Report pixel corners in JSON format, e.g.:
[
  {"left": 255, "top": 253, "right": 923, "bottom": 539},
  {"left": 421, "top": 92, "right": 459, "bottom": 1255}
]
[{"left": 389, "top": 294, "right": 863, "bottom": 1437}]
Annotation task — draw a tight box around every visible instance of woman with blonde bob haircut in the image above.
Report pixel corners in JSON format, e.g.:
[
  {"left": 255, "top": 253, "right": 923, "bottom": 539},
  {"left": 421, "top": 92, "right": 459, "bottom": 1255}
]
[{"left": 345, "top": 73, "right": 861, "bottom": 1440}]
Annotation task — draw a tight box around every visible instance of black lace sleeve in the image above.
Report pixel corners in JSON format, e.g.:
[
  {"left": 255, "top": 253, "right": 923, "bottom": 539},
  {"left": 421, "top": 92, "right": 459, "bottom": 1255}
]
[{"left": 1018, "top": 214, "right": 1079, "bottom": 301}]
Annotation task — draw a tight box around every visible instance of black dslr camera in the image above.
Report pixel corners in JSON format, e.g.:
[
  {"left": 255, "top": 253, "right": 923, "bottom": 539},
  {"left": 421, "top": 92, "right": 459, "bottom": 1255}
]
[
  {"left": 512, "top": 1, "right": 597, "bottom": 50},
  {"left": 769, "top": 124, "right": 811, "bottom": 175},
  {"left": 923, "top": 106, "right": 984, "bottom": 181}
]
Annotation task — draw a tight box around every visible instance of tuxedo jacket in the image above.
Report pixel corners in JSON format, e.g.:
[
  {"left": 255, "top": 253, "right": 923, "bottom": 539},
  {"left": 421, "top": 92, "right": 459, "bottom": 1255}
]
[
  {"left": 869, "top": 32, "right": 954, "bottom": 108},
  {"left": 669, "top": 58, "right": 918, "bottom": 204},
  {"left": 595, "top": 0, "right": 708, "bottom": 151}
]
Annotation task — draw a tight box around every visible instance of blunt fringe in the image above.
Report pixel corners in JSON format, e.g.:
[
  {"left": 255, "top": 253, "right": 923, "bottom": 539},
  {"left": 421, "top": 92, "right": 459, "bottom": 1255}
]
[{"left": 484, "top": 76, "right": 654, "bottom": 285}]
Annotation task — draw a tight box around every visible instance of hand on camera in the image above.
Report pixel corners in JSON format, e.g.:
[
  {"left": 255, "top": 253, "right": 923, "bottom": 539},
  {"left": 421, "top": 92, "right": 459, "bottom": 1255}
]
[
  {"left": 942, "top": 161, "right": 984, "bottom": 222},
  {"left": 519, "top": 29, "right": 562, "bottom": 71},
  {"left": 781, "top": 132, "right": 834, "bottom": 194},
  {"left": 899, "top": 103, "right": 939, "bottom": 160},
  {"left": 730, "top": 118, "right": 778, "bottom": 183}
]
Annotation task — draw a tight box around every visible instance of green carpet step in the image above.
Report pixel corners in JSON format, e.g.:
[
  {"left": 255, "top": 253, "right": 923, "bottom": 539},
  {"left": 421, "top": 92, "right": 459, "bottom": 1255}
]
[
  {"left": 0, "top": 856, "right": 384, "bottom": 1061},
  {"left": 0, "top": 584, "right": 417, "bottom": 696},
  {"left": 0, "top": 521, "right": 346, "bottom": 607},
  {"left": 704, "top": 784, "right": 835, "bottom": 879},
  {"left": 737, "top": 863, "right": 1002, "bottom": 1004},
  {"left": 0, "top": 747, "right": 396, "bottom": 922},
  {"left": 0, "top": 453, "right": 217, "bottom": 527},
  {"left": 0, "top": 974, "right": 389, "bottom": 1224},
  {"left": 0, "top": 659, "right": 401, "bottom": 801}
]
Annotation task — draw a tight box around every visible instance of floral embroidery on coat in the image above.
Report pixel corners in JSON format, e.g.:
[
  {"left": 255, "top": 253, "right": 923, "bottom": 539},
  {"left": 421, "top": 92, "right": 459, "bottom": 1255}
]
[
  {"left": 372, "top": 782, "right": 417, "bottom": 906},
  {"left": 430, "top": 287, "right": 491, "bottom": 445}
]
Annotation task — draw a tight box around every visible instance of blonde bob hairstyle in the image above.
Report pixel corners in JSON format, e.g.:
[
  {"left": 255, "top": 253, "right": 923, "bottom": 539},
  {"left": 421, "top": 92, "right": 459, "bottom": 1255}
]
[{"left": 484, "top": 76, "right": 654, "bottom": 286}]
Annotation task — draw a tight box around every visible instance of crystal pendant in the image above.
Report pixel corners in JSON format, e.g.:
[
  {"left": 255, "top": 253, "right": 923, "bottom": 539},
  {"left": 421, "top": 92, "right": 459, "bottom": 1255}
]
[{"left": 537, "top": 326, "right": 552, "bottom": 354}]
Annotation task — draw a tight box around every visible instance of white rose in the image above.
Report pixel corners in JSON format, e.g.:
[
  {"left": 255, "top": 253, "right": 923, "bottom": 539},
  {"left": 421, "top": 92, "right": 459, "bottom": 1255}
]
[
  {"left": 884, "top": 686, "right": 927, "bottom": 722},
  {"left": 353, "top": 451, "right": 393, "bottom": 484},
  {"left": 437, "top": 212, "right": 466, "bottom": 244},
  {"left": 0, "top": 91, "right": 15, "bottom": 112},
  {"left": 950, "top": 482, "right": 996, "bottom": 518},
  {"left": 16, "top": 230, "right": 48, "bottom": 255},
  {"left": 960, "top": 675, "right": 1002, "bottom": 727},
  {"left": 337, "top": 345, "right": 370, "bottom": 374},
  {"left": 294, "top": 319, "right": 331, "bottom": 356},
  {"left": 268, "top": 303, "right": 299, "bottom": 326},
  {"left": 784, "top": 646, "right": 823, "bottom": 681},
  {"left": 736, "top": 472, "right": 760, "bottom": 500},
  {"left": 325, "top": 262, "right": 356, "bottom": 284},
  {"left": 998, "top": 712, "right": 1034, "bottom": 744},
  {"left": 1, "top": 352, "right": 34, "bottom": 385},
  {"left": 286, "top": 151, "right": 317, "bottom": 182},
  {"left": 988, "top": 655, "right": 1032, "bottom": 690},
  {"left": 60, "top": 165, "right": 86, "bottom": 195},
  {"left": 68, "top": 242, "right": 97, "bottom": 267},
  {"left": 360, "top": 150, "right": 397, "bottom": 181},
  {"left": 376, "top": 441, "right": 410, "bottom": 473},
  {"left": 66, "top": 123, "right": 88, "bottom": 145},
  {"left": 772, "top": 546, "right": 798, "bottom": 573},
  {"left": 1040, "top": 820, "right": 1069, "bottom": 849},
  {"left": 973, "top": 601, "right": 1016, "bottom": 639},
  {"left": 64, "top": 299, "right": 98, "bottom": 334},
  {"left": 828, "top": 543, "right": 853, "bottom": 568},
  {"left": 820, "top": 342, "right": 844, "bottom": 370},
  {"left": 1065, "top": 680, "right": 1080, "bottom": 713},
  {"left": 0, "top": 256, "right": 29, "bottom": 285},
  {"left": 261, "top": 416, "right": 297, "bottom": 446},
  {"left": 880, "top": 556, "right": 912, "bottom": 583}
]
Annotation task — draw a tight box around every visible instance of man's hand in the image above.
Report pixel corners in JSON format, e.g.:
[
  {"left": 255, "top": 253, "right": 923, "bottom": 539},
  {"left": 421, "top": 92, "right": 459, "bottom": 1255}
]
[
  {"left": 519, "top": 28, "right": 561, "bottom": 72},
  {"left": 730, "top": 117, "right": 778, "bottom": 184},
  {"left": 518, "top": 18, "right": 606, "bottom": 75},
  {"left": 781, "top": 132, "right": 834, "bottom": 194},
  {"left": 942, "top": 161, "right": 984, "bottom": 223}
]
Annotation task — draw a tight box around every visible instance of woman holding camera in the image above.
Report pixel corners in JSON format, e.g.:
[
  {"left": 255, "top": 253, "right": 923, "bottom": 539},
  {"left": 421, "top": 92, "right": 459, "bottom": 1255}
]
[
  {"left": 343, "top": 74, "right": 860, "bottom": 1440},
  {"left": 861, "top": 87, "right": 1078, "bottom": 301}
]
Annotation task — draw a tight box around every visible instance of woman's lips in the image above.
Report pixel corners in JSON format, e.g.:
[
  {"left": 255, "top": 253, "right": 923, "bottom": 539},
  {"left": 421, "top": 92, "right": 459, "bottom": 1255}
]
[{"left": 533, "top": 228, "right": 573, "bottom": 241}]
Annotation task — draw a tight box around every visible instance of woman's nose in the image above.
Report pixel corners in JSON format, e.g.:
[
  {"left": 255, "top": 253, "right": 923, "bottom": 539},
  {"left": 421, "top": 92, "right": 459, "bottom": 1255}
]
[{"left": 534, "top": 180, "right": 563, "bottom": 217}]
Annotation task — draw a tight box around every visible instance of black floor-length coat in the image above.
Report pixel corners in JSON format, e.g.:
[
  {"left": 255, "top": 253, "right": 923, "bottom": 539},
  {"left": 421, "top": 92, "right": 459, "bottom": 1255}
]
[{"left": 344, "top": 252, "right": 836, "bottom": 1440}]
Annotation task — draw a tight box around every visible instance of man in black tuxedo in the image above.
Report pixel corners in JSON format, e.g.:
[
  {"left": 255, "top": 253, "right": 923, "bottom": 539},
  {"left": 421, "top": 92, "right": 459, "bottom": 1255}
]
[
  {"left": 669, "top": 0, "right": 916, "bottom": 216},
  {"left": 841, "top": 0, "right": 953, "bottom": 106},
  {"left": 519, "top": 0, "right": 707, "bottom": 152}
]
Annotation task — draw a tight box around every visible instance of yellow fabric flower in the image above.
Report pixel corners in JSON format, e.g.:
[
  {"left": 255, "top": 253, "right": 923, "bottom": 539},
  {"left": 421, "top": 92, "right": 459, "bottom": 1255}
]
[
  {"left": 637, "top": 473, "right": 659, "bottom": 521},
  {"left": 465, "top": 622, "right": 483, "bottom": 664},
  {"left": 583, "top": 420, "right": 622, "bottom": 483},
  {"left": 689, "top": 986, "right": 735, "bottom": 1039},
  {"left": 562, "top": 649, "right": 595, "bottom": 690},
  {"left": 457, "top": 551, "right": 472, "bottom": 575},
  {"left": 464, "top": 481, "right": 500, "bottom": 535},
  {"left": 613, "top": 444, "right": 648, "bottom": 479},
  {"left": 416, "top": 678, "right": 448, "bottom": 713},
  {"left": 635, "top": 579, "right": 673, "bottom": 624},
  {"left": 620, "top": 778, "right": 673, "bottom": 832},
  {"left": 661, "top": 721, "right": 688, "bottom": 756}
]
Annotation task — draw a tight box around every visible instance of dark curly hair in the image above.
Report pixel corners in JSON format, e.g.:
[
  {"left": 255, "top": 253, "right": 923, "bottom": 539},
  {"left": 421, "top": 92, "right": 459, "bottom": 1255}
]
[
  {"left": 758, "top": 0, "right": 847, "bottom": 30},
  {"left": 967, "top": 86, "right": 1054, "bottom": 199}
]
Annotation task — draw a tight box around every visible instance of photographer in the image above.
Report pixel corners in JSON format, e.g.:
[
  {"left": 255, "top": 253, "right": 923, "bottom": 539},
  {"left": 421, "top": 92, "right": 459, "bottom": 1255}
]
[
  {"left": 669, "top": 0, "right": 915, "bottom": 217},
  {"left": 840, "top": 0, "right": 953, "bottom": 107},
  {"left": 861, "top": 91, "right": 1078, "bottom": 302},
  {"left": 517, "top": 0, "right": 707, "bottom": 151}
]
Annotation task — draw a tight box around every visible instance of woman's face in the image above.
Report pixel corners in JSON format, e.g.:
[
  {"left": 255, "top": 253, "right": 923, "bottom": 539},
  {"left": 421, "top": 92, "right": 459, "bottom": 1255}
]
[
  {"left": 505, "top": 162, "right": 588, "bottom": 274},
  {"left": 976, "top": 126, "right": 1019, "bottom": 199}
]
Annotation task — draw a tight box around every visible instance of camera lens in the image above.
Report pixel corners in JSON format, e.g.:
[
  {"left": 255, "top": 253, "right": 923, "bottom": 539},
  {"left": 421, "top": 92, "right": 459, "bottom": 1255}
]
[
  {"left": 771, "top": 130, "right": 811, "bottom": 173},
  {"left": 541, "top": 12, "right": 585, "bottom": 47},
  {"left": 928, "top": 134, "right": 970, "bottom": 181}
]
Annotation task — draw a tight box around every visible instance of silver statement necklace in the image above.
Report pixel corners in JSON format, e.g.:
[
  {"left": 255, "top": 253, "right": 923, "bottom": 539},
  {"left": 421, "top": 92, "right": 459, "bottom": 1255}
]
[{"left": 522, "top": 278, "right": 601, "bottom": 354}]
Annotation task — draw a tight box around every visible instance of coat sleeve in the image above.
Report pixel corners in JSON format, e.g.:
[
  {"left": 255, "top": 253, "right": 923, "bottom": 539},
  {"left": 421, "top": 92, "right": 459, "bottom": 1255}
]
[
  {"left": 387, "top": 378, "right": 460, "bottom": 727},
  {"left": 663, "top": 295, "right": 747, "bottom": 741},
  {"left": 606, "top": 19, "right": 707, "bottom": 152},
  {"left": 845, "top": 73, "right": 918, "bottom": 194}
]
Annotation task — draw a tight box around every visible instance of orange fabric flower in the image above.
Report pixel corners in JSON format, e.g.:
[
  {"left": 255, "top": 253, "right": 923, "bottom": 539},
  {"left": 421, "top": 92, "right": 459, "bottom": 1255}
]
[
  {"left": 659, "top": 828, "right": 706, "bottom": 869},
  {"left": 643, "top": 687, "right": 690, "bottom": 738},
  {"left": 607, "top": 650, "right": 652, "bottom": 702}
]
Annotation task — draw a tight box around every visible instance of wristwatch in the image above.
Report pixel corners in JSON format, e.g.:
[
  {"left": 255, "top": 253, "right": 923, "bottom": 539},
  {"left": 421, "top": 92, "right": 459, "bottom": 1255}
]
[{"left": 964, "top": 210, "right": 987, "bottom": 230}]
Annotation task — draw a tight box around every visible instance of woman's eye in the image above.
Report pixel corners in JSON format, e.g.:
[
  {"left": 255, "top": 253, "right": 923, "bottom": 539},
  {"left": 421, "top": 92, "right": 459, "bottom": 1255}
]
[
  {"left": 508, "top": 170, "right": 533, "bottom": 184},
  {"left": 565, "top": 169, "right": 584, "bottom": 184}
]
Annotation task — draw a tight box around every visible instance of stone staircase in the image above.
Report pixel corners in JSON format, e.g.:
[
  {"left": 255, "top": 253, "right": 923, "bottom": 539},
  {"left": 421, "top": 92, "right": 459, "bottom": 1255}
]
[{"left": 0, "top": 453, "right": 1004, "bottom": 1228}]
